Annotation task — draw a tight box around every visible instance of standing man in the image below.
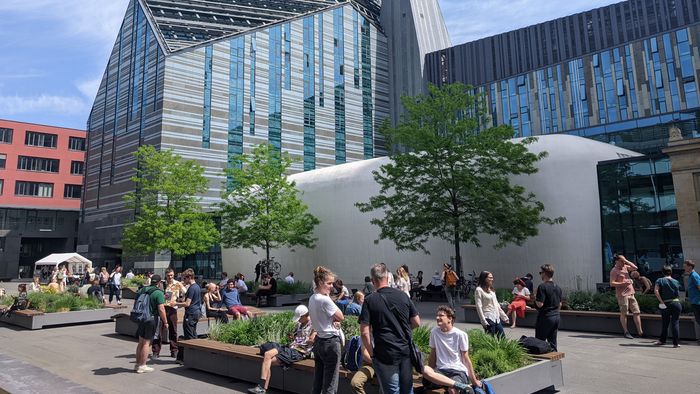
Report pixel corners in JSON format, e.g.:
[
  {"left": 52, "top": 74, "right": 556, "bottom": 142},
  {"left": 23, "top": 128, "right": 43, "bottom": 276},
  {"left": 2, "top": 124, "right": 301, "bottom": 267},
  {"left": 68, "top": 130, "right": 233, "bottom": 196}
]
[
  {"left": 535, "top": 264, "right": 562, "bottom": 351},
  {"left": 610, "top": 255, "right": 644, "bottom": 339},
  {"left": 154, "top": 268, "right": 187, "bottom": 359},
  {"left": 134, "top": 274, "right": 167, "bottom": 373},
  {"left": 421, "top": 306, "right": 481, "bottom": 393},
  {"left": 684, "top": 260, "right": 700, "bottom": 342},
  {"left": 360, "top": 263, "right": 420, "bottom": 394},
  {"left": 171, "top": 271, "right": 201, "bottom": 364}
]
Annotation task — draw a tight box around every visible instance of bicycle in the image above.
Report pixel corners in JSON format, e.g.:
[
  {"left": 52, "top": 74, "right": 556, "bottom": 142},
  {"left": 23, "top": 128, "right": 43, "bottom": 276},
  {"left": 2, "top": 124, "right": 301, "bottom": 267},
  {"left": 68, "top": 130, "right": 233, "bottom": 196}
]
[
  {"left": 456, "top": 270, "right": 477, "bottom": 303},
  {"left": 258, "top": 257, "right": 282, "bottom": 279}
]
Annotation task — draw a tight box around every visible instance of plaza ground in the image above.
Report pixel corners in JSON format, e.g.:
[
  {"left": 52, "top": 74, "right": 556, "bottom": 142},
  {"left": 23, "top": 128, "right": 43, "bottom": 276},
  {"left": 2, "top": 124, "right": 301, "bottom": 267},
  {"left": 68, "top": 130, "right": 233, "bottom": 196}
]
[{"left": 0, "top": 289, "right": 698, "bottom": 393}]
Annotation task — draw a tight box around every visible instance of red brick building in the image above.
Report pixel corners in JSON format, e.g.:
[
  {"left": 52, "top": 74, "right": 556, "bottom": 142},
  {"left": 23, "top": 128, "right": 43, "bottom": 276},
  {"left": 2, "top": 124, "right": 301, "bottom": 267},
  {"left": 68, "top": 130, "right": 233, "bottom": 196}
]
[{"left": 0, "top": 119, "right": 86, "bottom": 279}]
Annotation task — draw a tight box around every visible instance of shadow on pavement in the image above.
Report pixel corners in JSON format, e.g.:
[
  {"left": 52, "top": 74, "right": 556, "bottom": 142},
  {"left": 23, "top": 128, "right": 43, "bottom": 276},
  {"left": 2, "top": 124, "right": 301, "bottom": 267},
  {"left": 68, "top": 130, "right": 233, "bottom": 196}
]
[
  {"left": 161, "top": 365, "right": 243, "bottom": 389},
  {"left": 101, "top": 333, "right": 137, "bottom": 342},
  {"left": 618, "top": 343, "right": 660, "bottom": 348},
  {"left": 568, "top": 334, "right": 615, "bottom": 339},
  {"left": 92, "top": 367, "right": 134, "bottom": 376}
]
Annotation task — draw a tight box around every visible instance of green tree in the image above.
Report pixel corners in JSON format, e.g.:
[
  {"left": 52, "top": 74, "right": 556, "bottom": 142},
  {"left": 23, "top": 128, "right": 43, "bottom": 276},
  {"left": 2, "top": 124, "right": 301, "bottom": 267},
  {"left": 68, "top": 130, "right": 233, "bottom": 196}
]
[
  {"left": 356, "top": 83, "right": 565, "bottom": 276},
  {"left": 122, "top": 145, "right": 219, "bottom": 261},
  {"left": 219, "top": 144, "right": 320, "bottom": 262}
]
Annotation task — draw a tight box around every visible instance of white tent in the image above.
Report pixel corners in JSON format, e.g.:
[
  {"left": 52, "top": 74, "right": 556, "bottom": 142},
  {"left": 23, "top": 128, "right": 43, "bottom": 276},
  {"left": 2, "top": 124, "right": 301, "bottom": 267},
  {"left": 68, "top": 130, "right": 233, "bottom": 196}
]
[{"left": 34, "top": 253, "right": 93, "bottom": 276}]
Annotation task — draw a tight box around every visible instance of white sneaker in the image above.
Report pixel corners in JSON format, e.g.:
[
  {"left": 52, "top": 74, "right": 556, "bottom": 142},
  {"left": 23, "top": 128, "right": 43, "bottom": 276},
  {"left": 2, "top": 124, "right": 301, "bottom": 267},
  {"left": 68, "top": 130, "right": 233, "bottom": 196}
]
[{"left": 135, "top": 365, "right": 155, "bottom": 373}]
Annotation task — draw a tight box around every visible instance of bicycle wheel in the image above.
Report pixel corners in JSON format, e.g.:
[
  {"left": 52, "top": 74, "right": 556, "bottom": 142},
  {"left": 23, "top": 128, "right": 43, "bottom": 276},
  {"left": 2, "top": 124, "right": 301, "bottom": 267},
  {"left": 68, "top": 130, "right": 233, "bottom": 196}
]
[{"left": 271, "top": 262, "right": 282, "bottom": 277}]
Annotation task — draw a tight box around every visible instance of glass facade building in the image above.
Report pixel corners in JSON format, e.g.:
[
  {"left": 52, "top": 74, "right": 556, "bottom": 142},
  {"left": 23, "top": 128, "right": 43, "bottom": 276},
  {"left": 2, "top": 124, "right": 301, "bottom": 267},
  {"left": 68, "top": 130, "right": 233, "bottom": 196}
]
[{"left": 80, "top": 0, "right": 451, "bottom": 273}]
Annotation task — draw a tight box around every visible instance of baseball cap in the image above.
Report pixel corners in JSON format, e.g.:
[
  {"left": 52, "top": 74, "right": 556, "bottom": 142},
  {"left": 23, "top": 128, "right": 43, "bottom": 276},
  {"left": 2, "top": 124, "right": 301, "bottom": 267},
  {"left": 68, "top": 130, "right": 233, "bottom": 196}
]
[
  {"left": 151, "top": 274, "right": 162, "bottom": 284},
  {"left": 292, "top": 305, "right": 309, "bottom": 323}
]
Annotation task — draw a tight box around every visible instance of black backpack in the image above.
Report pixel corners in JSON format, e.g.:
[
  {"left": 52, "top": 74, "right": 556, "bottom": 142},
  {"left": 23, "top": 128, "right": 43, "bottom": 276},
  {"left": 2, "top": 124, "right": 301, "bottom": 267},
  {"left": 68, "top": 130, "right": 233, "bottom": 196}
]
[
  {"left": 130, "top": 288, "right": 158, "bottom": 323},
  {"left": 518, "top": 335, "right": 553, "bottom": 354}
]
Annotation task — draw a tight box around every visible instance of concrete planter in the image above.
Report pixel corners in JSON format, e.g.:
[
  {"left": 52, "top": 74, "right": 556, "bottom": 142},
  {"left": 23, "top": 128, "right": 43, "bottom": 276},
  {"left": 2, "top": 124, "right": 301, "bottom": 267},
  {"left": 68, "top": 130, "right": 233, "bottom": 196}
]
[
  {"left": 241, "top": 293, "right": 310, "bottom": 307},
  {"left": 113, "top": 313, "right": 216, "bottom": 339},
  {"left": 462, "top": 305, "right": 698, "bottom": 340},
  {"left": 179, "top": 339, "right": 564, "bottom": 394},
  {"left": 0, "top": 305, "right": 126, "bottom": 330},
  {"left": 120, "top": 287, "right": 139, "bottom": 300}
]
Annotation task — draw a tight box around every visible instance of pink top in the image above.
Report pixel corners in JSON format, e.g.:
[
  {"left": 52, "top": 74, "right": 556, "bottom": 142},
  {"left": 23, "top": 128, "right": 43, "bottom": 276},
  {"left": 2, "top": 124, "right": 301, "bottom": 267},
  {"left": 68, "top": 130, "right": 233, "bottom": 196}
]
[{"left": 610, "top": 266, "right": 634, "bottom": 297}]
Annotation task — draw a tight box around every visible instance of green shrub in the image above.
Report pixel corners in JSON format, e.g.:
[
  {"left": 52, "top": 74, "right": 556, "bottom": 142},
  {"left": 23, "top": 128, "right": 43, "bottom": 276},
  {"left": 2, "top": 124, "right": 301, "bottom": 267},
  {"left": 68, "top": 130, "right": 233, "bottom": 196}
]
[
  {"left": 564, "top": 291, "right": 594, "bottom": 311},
  {"left": 467, "top": 329, "right": 529, "bottom": 379},
  {"left": 495, "top": 288, "right": 514, "bottom": 303},
  {"left": 209, "top": 312, "right": 296, "bottom": 346},
  {"left": 635, "top": 294, "right": 659, "bottom": 314},
  {"left": 277, "top": 281, "right": 312, "bottom": 295},
  {"left": 591, "top": 292, "right": 618, "bottom": 312},
  {"left": 245, "top": 280, "right": 258, "bottom": 292},
  {"left": 25, "top": 292, "right": 103, "bottom": 313},
  {"left": 0, "top": 295, "right": 14, "bottom": 307},
  {"left": 412, "top": 324, "right": 431, "bottom": 355},
  {"left": 121, "top": 275, "right": 146, "bottom": 288},
  {"left": 341, "top": 315, "right": 360, "bottom": 338}
]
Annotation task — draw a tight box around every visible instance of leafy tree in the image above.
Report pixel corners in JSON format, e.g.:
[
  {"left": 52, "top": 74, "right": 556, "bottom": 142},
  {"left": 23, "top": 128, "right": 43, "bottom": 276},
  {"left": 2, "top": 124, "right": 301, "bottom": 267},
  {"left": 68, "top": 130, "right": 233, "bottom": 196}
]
[
  {"left": 356, "top": 83, "right": 565, "bottom": 277},
  {"left": 219, "top": 144, "right": 320, "bottom": 262},
  {"left": 122, "top": 145, "right": 219, "bottom": 261}
]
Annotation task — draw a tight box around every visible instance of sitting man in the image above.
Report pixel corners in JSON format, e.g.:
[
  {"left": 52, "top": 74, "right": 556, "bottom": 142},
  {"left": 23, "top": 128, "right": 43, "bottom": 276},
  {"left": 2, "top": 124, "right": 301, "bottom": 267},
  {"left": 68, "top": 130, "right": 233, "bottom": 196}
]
[
  {"left": 255, "top": 273, "right": 277, "bottom": 307},
  {"left": 248, "top": 305, "right": 315, "bottom": 394},
  {"left": 221, "top": 279, "right": 251, "bottom": 319},
  {"left": 86, "top": 279, "right": 106, "bottom": 304},
  {"left": 330, "top": 279, "right": 351, "bottom": 312},
  {"left": 422, "top": 305, "right": 482, "bottom": 394},
  {"left": 344, "top": 291, "right": 364, "bottom": 316},
  {"left": 235, "top": 273, "right": 249, "bottom": 295}
]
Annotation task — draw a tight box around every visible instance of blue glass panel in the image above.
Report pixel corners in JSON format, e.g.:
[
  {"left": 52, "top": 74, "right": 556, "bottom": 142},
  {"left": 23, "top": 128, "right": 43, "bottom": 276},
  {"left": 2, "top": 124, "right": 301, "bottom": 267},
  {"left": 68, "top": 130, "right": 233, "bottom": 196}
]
[
  {"left": 228, "top": 37, "right": 245, "bottom": 184},
  {"left": 361, "top": 17, "right": 373, "bottom": 159},
  {"left": 249, "top": 33, "right": 256, "bottom": 134},
  {"left": 202, "top": 45, "right": 213, "bottom": 148},
  {"left": 303, "top": 16, "right": 316, "bottom": 170},
  {"left": 268, "top": 26, "right": 282, "bottom": 152},
  {"left": 353, "top": 10, "right": 360, "bottom": 89},
  {"left": 333, "top": 8, "right": 346, "bottom": 164},
  {"left": 319, "top": 13, "right": 324, "bottom": 107},
  {"left": 284, "top": 23, "right": 291, "bottom": 90}
]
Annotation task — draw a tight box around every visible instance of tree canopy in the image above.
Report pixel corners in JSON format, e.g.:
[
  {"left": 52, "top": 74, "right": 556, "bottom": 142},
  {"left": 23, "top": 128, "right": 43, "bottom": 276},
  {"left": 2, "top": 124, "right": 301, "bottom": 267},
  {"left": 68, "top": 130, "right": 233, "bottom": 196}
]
[
  {"left": 219, "top": 144, "right": 320, "bottom": 261},
  {"left": 356, "top": 83, "right": 565, "bottom": 276},
  {"left": 122, "top": 145, "right": 219, "bottom": 259}
]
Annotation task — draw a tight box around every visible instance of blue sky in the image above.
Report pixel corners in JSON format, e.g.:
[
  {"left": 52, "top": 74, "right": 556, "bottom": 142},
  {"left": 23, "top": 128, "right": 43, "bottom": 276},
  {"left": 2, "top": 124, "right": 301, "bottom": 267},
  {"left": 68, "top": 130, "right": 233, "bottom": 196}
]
[{"left": 0, "top": 0, "right": 621, "bottom": 130}]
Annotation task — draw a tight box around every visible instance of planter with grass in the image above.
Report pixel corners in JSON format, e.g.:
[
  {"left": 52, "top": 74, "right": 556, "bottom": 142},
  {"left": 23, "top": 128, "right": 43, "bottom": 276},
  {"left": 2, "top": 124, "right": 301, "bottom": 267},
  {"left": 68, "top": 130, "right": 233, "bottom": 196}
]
[
  {"left": 0, "top": 293, "right": 125, "bottom": 329},
  {"left": 180, "top": 315, "right": 563, "bottom": 394},
  {"left": 118, "top": 276, "right": 147, "bottom": 299},
  {"left": 462, "top": 291, "right": 697, "bottom": 339}
]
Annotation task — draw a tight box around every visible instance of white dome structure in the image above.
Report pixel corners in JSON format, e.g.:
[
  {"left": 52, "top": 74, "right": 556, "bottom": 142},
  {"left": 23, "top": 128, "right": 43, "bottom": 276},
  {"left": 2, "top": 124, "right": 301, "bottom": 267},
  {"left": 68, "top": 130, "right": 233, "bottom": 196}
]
[{"left": 222, "top": 135, "right": 642, "bottom": 292}]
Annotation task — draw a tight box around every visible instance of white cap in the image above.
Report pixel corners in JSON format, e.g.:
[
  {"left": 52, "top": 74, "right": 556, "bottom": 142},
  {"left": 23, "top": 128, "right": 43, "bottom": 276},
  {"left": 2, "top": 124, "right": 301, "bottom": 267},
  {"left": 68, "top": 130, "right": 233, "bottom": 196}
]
[{"left": 293, "top": 305, "right": 309, "bottom": 322}]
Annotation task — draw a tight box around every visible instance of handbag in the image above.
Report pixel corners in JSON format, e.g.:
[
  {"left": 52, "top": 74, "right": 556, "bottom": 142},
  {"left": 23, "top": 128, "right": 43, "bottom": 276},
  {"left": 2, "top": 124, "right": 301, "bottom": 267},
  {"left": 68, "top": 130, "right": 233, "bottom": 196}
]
[{"left": 378, "top": 292, "right": 424, "bottom": 373}]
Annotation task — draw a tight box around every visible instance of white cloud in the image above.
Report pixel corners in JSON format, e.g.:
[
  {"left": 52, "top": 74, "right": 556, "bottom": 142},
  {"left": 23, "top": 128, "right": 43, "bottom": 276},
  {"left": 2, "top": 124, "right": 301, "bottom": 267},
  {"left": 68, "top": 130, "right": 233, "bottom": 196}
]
[
  {"left": 439, "top": 0, "right": 623, "bottom": 45},
  {"left": 0, "top": 94, "right": 87, "bottom": 116},
  {"left": 76, "top": 77, "right": 103, "bottom": 101}
]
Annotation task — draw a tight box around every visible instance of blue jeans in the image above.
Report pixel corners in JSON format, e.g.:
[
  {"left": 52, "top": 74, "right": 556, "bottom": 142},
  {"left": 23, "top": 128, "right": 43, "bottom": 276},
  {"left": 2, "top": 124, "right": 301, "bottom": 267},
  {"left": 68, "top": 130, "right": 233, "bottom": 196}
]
[
  {"left": 373, "top": 356, "right": 414, "bottom": 394},
  {"left": 444, "top": 286, "right": 457, "bottom": 309},
  {"left": 484, "top": 318, "right": 505, "bottom": 338},
  {"left": 659, "top": 301, "right": 682, "bottom": 346}
]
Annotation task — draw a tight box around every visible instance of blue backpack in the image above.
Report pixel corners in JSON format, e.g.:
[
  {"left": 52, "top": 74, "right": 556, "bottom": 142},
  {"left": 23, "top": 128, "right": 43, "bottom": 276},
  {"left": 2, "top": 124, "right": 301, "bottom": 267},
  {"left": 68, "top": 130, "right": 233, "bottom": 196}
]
[
  {"left": 342, "top": 335, "right": 363, "bottom": 371},
  {"left": 130, "top": 288, "right": 157, "bottom": 323},
  {"left": 473, "top": 380, "right": 495, "bottom": 394}
]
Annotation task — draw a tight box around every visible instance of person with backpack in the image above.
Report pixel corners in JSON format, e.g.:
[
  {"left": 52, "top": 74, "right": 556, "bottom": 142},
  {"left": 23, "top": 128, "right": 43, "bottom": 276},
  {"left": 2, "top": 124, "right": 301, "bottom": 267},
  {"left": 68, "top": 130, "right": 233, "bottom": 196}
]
[
  {"left": 349, "top": 345, "right": 374, "bottom": 394},
  {"left": 441, "top": 264, "right": 459, "bottom": 310},
  {"left": 247, "top": 305, "right": 316, "bottom": 394},
  {"left": 133, "top": 274, "right": 167, "bottom": 374},
  {"left": 421, "top": 305, "right": 483, "bottom": 393}
]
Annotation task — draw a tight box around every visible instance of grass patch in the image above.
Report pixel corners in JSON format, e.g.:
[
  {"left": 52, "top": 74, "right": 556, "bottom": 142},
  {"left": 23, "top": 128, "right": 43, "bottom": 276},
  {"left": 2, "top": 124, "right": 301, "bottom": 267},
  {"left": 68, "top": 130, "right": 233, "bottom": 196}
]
[
  {"left": 121, "top": 275, "right": 146, "bottom": 288},
  {"left": 26, "top": 292, "right": 103, "bottom": 313}
]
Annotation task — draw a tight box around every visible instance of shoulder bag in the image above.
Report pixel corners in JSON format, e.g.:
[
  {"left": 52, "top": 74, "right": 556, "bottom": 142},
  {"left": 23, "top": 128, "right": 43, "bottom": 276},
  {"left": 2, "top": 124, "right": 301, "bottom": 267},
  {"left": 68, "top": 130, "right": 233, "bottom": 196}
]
[{"left": 377, "top": 292, "right": 424, "bottom": 373}]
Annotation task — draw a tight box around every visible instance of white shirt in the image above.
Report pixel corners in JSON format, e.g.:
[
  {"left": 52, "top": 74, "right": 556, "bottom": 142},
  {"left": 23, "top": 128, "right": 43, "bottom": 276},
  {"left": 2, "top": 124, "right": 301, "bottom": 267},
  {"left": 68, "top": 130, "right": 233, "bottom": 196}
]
[
  {"left": 236, "top": 279, "right": 248, "bottom": 292},
  {"left": 431, "top": 274, "right": 443, "bottom": 287},
  {"left": 512, "top": 286, "right": 531, "bottom": 298},
  {"left": 219, "top": 278, "right": 229, "bottom": 288},
  {"left": 387, "top": 271, "right": 395, "bottom": 288},
  {"left": 475, "top": 287, "right": 508, "bottom": 326},
  {"left": 430, "top": 326, "right": 469, "bottom": 374},
  {"left": 285, "top": 275, "right": 295, "bottom": 284},
  {"left": 309, "top": 293, "right": 340, "bottom": 339},
  {"left": 125, "top": 272, "right": 134, "bottom": 279},
  {"left": 396, "top": 277, "right": 410, "bottom": 296},
  {"left": 112, "top": 272, "right": 122, "bottom": 286}
]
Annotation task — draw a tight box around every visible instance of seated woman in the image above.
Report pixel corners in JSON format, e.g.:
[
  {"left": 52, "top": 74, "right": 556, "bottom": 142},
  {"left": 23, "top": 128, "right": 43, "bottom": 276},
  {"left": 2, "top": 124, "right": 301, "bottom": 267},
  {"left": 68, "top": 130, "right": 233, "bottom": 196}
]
[
  {"left": 248, "top": 305, "right": 315, "bottom": 394},
  {"left": 204, "top": 283, "right": 229, "bottom": 323},
  {"left": 47, "top": 277, "right": 61, "bottom": 293},
  {"left": 255, "top": 273, "right": 277, "bottom": 307},
  {"left": 1, "top": 284, "right": 30, "bottom": 317},
  {"left": 29, "top": 276, "right": 42, "bottom": 293},
  {"left": 330, "top": 279, "right": 350, "bottom": 312},
  {"left": 507, "top": 278, "right": 531, "bottom": 328}
]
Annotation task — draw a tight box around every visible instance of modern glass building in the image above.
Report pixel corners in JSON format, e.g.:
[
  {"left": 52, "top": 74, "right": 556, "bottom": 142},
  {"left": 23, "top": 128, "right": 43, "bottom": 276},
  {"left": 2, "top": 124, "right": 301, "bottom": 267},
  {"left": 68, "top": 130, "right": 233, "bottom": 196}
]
[
  {"left": 79, "top": 0, "right": 451, "bottom": 271},
  {"left": 424, "top": 0, "right": 699, "bottom": 282}
]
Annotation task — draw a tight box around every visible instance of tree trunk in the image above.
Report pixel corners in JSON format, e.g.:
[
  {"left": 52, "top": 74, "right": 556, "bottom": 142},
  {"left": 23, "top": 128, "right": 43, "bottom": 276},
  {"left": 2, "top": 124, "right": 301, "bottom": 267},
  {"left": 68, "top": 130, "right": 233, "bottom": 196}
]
[
  {"left": 454, "top": 229, "right": 463, "bottom": 279},
  {"left": 265, "top": 240, "right": 270, "bottom": 262}
]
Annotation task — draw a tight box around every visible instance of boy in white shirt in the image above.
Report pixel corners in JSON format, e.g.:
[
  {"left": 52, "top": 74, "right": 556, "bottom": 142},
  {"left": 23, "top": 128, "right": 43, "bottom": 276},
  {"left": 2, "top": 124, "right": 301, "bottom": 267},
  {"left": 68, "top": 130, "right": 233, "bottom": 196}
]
[{"left": 422, "top": 306, "right": 482, "bottom": 394}]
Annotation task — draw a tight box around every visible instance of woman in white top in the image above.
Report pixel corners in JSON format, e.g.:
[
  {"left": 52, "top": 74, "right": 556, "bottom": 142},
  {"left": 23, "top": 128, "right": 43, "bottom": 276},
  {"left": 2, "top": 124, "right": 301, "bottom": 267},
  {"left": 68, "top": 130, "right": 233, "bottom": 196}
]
[
  {"left": 395, "top": 266, "right": 411, "bottom": 297},
  {"left": 309, "top": 266, "right": 344, "bottom": 394},
  {"left": 29, "top": 276, "right": 42, "bottom": 293},
  {"left": 474, "top": 271, "right": 509, "bottom": 337},
  {"left": 507, "top": 278, "right": 531, "bottom": 328}
]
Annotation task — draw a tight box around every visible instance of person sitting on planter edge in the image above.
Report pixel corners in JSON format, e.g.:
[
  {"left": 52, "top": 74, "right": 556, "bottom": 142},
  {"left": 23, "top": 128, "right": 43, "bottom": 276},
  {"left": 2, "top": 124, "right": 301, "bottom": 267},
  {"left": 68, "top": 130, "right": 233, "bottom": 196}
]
[
  {"left": 204, "top": 283, "right": 228, "bottom": 323},
  {"left": 256, "top": 273, "right": 277, "bottom": 307},
  {"left": 235, "top": 273, "right": 248, "bottom": 295},
  {"left": 222, "top": 279, "right": 251, "bottom": 319},
  {"left": 345, "top": 291, "right": 364, "bottom": 316},
  {"left": 507, "top": 278, "right": 531, "bottom": 328},
  {"left": 0, "top": 284, "right": 30, "bottom": 317},
  {"left": 330, "top": 278, "right": 351, "bottom": 312},
  {"left": 422, "top": 305, "right": 482, "bottom": 393},
  {"left": 87, "top": 279, "right": 106, "bottom": 304},
  {"left": 248, "top": 305, "right": 316, "bottom": 394}
]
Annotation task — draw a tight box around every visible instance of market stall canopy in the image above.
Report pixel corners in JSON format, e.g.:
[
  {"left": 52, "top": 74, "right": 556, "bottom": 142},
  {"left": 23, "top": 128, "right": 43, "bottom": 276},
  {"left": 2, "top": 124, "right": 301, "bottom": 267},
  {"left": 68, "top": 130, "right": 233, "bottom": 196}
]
[{"left": 35, "top": 253, "right": 92, "bottom": 266}]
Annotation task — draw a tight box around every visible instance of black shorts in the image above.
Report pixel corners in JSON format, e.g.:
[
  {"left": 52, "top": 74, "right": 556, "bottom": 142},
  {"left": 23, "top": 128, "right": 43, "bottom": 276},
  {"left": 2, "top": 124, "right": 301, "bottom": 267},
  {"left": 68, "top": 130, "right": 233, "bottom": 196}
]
[
  {"left": 423, "top": 368, "right": 469, "bottom": 389},
  {"left": 137, "top": 319, "right": 157, "bottom": 339},
  {"left": 259, "top": 342, "right": 305, "bottom": 366}
]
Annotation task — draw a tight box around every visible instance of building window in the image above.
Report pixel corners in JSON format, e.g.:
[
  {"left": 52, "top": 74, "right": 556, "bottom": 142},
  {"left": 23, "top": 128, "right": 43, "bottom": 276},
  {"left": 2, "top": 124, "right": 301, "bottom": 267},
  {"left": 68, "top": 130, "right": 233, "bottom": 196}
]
[
  {"left": 334, "top": 7, "right": 346, "bottom": 164},
  {"left": 0, "top": 154, "right": 5, "bottom": 169},
  {"left": 0, "top": 179, "right": 3, "bottom": 195},
  {"left": 303, "top": 16, "right": 316, "bottom": 171},
  {"left": 68, "top": 136, "right": 86, "bottom": 151},
  {"left": 15, "top": 181, "right": 53, "bottom": 198},
  {"left": 694, "top": 172, "right": 700, "bottom": 201},
  {"left": 268, "top": 25, "right": 282, "bottom": 152},
  {"left": 0, "top": 128, "right": 12, "bottom": 143},
  {"left": 25, "top": 131, "right": 57, "bottom": 148},
  {"left": 17, "top": 156, "right": 60, "bottom": 173},
  {"left": 64, "top": 184, "right": 82, "bottom": 199},
  {"left": 202, "top": 44, "right": 213, "bottom": 149},
  {"left": 70, "top": 161, "right": 85, "bottom": 175}
]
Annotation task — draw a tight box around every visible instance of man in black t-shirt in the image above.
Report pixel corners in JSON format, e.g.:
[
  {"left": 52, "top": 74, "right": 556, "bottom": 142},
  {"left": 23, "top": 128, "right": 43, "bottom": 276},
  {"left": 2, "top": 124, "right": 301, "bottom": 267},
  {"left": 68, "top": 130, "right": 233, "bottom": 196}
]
[
  {"left": 172, "top": 271, "right": 201, "bottom": 363},
  {"left": 535, "top": 264, "right": 562, "bottom": 351},
  {"left": 360, "top": 263, "right": 420, "bottom": 394}
]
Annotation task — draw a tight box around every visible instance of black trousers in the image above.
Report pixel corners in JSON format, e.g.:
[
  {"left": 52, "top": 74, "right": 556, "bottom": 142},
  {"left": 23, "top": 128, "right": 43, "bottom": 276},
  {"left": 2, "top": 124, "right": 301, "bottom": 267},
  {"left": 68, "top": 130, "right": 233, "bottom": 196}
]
[
  {"left": 176, "top": 311, "right": 199, "bottom": 362},
  {"left": 659, "top": 301, "right": 682, "bottom": 346},
  {"left": 535, "top": 313, "right": 560, "bottom": 351}
]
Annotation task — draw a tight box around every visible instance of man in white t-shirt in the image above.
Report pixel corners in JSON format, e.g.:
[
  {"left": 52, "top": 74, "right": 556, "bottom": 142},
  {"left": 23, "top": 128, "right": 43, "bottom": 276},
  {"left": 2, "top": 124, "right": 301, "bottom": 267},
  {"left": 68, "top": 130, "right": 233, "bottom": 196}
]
[
  {"left": 285, "top": 272, "right": 295, "bottom": 284},
  {"left": 422, "top": 306, "right": 482, "bottom": 393}
]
